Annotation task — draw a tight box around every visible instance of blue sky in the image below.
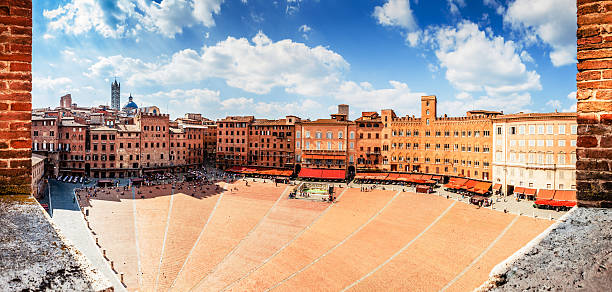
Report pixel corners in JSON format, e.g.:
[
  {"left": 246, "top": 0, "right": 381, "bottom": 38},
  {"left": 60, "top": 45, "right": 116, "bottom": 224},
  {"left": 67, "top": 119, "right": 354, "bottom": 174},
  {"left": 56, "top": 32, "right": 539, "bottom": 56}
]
[{"left": 32, "top": 0, "right": 578, "bottom": 120}]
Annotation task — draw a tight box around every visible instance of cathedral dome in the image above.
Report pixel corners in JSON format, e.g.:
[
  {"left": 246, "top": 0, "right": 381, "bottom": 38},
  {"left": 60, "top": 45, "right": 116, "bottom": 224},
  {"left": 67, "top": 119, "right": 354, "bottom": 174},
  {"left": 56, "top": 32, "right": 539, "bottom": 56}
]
[{"left": 123, "top": 94, "right": 138, "bottom": 110}]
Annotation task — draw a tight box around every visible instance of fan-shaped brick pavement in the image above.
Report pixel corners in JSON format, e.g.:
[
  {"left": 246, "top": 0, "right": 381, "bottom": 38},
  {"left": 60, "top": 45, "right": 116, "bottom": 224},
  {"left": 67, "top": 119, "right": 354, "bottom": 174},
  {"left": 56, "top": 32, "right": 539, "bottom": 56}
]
[{"left": 79, "top": 180, "right": 553, "bottom": 292}]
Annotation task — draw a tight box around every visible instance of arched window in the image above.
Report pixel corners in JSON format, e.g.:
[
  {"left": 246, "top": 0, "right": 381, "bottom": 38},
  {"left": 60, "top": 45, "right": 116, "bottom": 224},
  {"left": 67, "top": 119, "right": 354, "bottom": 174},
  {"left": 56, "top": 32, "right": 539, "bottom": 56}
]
[{"left": 558, "top": 151, "right": 566, "bottom": 164}]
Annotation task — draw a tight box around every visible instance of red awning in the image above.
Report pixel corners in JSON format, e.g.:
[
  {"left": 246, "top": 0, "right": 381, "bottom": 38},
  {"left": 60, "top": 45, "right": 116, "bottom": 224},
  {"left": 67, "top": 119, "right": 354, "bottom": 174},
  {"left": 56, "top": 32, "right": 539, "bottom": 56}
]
[
  {"left": 321, "top": 169, "right": 346, "bottom": 179},
  {"left": 444, "top": 183, "right": 457, "bottom": 189},
  {"left": 492, "top": 184, "right": 502, "bottom": 191},
  {"left": 548, "top": 200, "right": 565, "bottom": 207},
  {"left": 524, "top": 188, "right": 537, "bottom": 196},
  {"left": 562, "top": 201, "right": 577, "bottom": 207},
  {"left": 462, "top": 180, "right": 479, "bottom": 190},
  {"left": 475, "top": 189, "right": 488, "bottom": 194},
  {"left": 277, "top": 170, "right": 293, "bottom": 176},
  {"left": 534, "top": 199, "right": 553, "bottom": 205},
  {"left": 299, "top": 168, "right": 345, "bottom": 180},
  {"left": 450, "top": 178, "right": 469, "bottom": 188},
  {"left": 537, "top": 189, "right": 555, "bottom": 200},
  {"left": 473, "top": 182, "right": 491, "bottom": 193},
  {"left": 386, "top": 173, "right": 400, "bottom": 180},
  {"left": 327, "top": 155, "right": 346, "bottom": 160},
  {"left": 554, "top": 190, "right": 577, "bottom": 202},
  {"left": 432, "top": 175, "right": 442, "bottom": 180},
  {"left": 355, "top": 173, "right": 368, "bottom": 179},
  {"left": 514, "top": 187, "right": 525, "bottom": 194},
  {"left": 298, "top": 168, "right": 322, "bottom": 178}
]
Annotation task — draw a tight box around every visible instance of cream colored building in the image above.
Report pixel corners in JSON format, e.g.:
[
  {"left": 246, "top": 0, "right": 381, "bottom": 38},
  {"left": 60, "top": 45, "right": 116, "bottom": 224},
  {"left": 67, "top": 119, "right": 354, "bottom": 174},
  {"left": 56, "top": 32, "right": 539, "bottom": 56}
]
[
  {"left": 492, "top": 113, "right": 577, "bottom": 196},
  {"left": 32, "top": 154, "right": 46, "bottom": 198}
]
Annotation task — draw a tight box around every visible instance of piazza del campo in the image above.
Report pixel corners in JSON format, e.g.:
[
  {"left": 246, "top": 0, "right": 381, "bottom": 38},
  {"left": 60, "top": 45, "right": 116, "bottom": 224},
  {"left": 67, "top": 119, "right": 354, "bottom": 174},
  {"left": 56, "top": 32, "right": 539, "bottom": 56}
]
[{"left": 0, "top": 1, "right": 610, "bottom": 291}]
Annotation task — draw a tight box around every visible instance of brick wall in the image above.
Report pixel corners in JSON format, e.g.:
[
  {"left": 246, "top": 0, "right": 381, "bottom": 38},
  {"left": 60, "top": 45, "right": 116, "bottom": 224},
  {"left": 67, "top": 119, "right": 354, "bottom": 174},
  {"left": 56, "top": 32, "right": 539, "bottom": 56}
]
[
  {"left": 0, "top": 0, "right": 32, "bottom": 196},
  {"left": 576, "top": 0, "right": 612, "bottom": 207}
]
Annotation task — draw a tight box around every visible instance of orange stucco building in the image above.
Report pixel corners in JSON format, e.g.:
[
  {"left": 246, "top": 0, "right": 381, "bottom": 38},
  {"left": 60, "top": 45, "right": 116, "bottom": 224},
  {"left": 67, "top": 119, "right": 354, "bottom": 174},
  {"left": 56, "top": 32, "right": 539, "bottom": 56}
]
[
  {"left": 355, "top": 111, "right": 383, "bottom": 170},
  {"left": 381, "top": 96, "right": 502, "bottom": 181},
  {"left": 294, "top": 105, "right": 357, "bottom": 178},
  {"left": 215, "top": 115, "right": 298, "bottom": 169},
  {"left": 248, "top": 116, "right": 299, "bottom": 168},
  {"left": 134, "top": 108, "right": 170, "bottom": 171}
]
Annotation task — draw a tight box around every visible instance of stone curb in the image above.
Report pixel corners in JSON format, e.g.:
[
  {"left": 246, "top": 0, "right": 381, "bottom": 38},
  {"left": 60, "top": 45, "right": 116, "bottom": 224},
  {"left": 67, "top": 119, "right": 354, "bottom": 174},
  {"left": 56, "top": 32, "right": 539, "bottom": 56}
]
[{"left": 475, "top": 206, "right": 578, "bottom": 291}]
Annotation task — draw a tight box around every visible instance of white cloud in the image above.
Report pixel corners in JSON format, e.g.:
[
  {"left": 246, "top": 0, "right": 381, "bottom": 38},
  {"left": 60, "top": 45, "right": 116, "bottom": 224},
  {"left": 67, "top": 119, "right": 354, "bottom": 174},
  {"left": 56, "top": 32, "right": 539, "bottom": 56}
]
[
  {"left": 440, "top": 92, "right": 532, "bottom": 116},
  {"left": 456, "top": 91, "right": 471, "bottom": 100},
  {"left": 33, "top": 76, "right": 72, "bottom": 91},
  {"left": 85, "top": 55, "right": 157, "bottom": 81},
  {"left": 146, "top": 81, "right": 428, "bottom": 119},
  {"left": 32, "top": 75, "right": 107, "bottom": 108},
  {"left": 406, "top": 31, "right": 420, "bottom": 47},
  {"left": 406, "top": 21, "right": 542, "bottom": 114},
  {"left": 546, "top": 99, "right": 562, "bottom": 110},
  {"left": 299, "top": 24, "right": 311, "bottom": 33},
  {"left": 334, "top": 80, "right": 426, "bottom": 117},
  {"left": 43, "top": 0, "right": 225, "bottom": 38},
  {"left": 504, "top": 0, "right": 577, "bottom": 66},
  {"left": 62, "top": 49, "right": 92, "bottom": 64},
  {"left": 87, "top": 31, "right": 349, "bottom": 96},
  {"left": 483, "top": 0, "right": 504, "bottom": 15},
  {"left": 286, "top": 0, "right": 303, "bottom": 15},
  {"left": 220, "top": 97, "right": 323, "bottom": 118},
  {"left": 373, "top": 0, "right": 418, "bottom": 31},
  {"left": 250, "top": 11, "right": 265, "bottom": 23},
  {"left": 519, "top": 50, "right": 534, "bottom": 63},
  {"left": 82, "top": 31, "right": 435, "bottom": 119},
  {"left": 43, "top": 33, "right": 55, "bottom": 40},
  {"left": 142, "top": 88, "right": 323, "bottom": 119},
  {"left": 299, "top": 24, "right": 311, "bottom": 39},
  {"left": 564, "top": 103, "right": 577, "bottom": 112},
  {"left": 448, "top": 0, "right": 466, "bottom": 16},
  {"left": 430, "top": 21, "right": 541, "bottom": 99},
  {"left": 562, "top": 91, "right": 577, "bottom": 112}
]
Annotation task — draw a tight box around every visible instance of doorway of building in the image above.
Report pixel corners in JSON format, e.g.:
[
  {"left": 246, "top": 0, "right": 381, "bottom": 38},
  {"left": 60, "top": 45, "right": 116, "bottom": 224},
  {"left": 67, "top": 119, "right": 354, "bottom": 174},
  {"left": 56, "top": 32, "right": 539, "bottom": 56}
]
[
  {"left": 294, "top": 164, "right": 301, "bottom": 177},
  {"left": 347, "top": 166, "right": 355, "bottom": 179}
]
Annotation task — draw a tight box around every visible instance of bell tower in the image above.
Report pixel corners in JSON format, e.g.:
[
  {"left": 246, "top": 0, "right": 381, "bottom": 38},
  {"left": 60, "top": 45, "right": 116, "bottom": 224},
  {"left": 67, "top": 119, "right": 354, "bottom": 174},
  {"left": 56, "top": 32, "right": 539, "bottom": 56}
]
[
  {"left": 111, "top": 78, "right": 120, "bottom": 110},
  {"left": 421, "top": 95, "right": 437, "bottom": 125}
]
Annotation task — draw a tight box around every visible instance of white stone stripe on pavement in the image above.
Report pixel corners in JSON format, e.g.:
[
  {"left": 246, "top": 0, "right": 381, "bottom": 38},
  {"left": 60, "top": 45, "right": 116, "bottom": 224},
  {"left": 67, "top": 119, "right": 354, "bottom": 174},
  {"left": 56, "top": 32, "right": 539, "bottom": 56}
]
[
  {"left": 190, "top": 185, "right": 291, "bottom": 292},
  {"left": 222, "top": 187, "right": 350, "bottom": 292},
  {"left": 266, "top": 190, "right": 403, "bottom": 292},
  {"left": 340, "top": 200, "right": 457, "bottom": 292}
]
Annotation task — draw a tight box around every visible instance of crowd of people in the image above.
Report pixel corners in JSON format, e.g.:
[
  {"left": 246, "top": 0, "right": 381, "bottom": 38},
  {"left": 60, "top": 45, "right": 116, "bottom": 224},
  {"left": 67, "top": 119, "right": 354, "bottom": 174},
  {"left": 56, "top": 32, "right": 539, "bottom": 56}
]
[
  {"left": 70, "top": 166, "right": 499, "bottom": 210},
  {"left": 74, "top": 166, "right": 240, "bottom": 207}
]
